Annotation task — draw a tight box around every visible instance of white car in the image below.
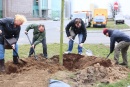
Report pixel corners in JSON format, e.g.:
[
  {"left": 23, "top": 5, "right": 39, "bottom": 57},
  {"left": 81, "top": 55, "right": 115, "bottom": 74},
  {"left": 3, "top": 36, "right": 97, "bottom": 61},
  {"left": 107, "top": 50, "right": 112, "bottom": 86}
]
[{"left": 114, "top": 15, "right": 125, "bottom": 24}]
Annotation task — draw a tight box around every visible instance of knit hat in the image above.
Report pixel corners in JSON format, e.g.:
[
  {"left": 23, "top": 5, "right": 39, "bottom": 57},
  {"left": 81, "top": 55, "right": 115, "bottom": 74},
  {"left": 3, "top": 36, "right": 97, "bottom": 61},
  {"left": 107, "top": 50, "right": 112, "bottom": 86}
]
[{"left": 103, "top": 28, "right": 108, "bottom": 35}]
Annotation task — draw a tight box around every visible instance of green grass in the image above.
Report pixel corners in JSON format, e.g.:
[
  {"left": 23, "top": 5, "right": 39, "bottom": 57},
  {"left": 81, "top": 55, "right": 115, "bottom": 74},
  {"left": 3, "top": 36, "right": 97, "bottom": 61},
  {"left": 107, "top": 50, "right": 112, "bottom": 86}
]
[
  {"left": 4, "top": 43, "right": 130, "bottom": 87},
  {"left": 88, "top": 21, "right": 129, "bottom": 30}
]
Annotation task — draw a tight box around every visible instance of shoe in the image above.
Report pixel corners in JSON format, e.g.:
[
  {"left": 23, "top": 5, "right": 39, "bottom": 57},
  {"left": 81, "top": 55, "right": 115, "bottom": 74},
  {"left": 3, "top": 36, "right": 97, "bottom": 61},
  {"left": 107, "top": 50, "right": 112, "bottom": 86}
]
[
  {"left": 43, "top": 56, "right": 48, "bottom": 59},
  {"left": 64, "top": 51, "right": 71, "bottom": 54},
  {"left": 13, "top": 56, "right": 19, "bottom": 64},
  {"left": 119, "top": 62, "right": 127, "bottom": 65},
  {"left": 119, "top": 62, "right": 128, "bottom": 67},
  {"left": 28, "top": 54, "right": 32, "bottom": 57},
  {"left": 78, "top": 52, "right": 82, "bottom": 55},
  {"left": 0, "top": 59, "right": 5, "bottom": 72},
  {"left": 115, "top": 61, "right": 119, "bottom": 65}
]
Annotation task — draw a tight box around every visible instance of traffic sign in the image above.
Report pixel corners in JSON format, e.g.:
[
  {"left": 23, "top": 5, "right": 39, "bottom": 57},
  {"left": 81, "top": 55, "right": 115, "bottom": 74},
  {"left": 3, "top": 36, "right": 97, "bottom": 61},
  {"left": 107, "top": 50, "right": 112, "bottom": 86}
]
[{"left": 114, "top": 2, "right": 118, "bottom": 10}]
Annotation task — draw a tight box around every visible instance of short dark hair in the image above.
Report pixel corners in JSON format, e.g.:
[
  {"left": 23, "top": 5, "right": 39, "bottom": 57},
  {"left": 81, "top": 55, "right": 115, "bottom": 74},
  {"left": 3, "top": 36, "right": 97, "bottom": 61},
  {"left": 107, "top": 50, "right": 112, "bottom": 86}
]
[
  {"left": 74, "top": 18, "right": 81, "bottom": 24},
  {"left": 38, "top": 24, "right": 45, "bottom": 28}
]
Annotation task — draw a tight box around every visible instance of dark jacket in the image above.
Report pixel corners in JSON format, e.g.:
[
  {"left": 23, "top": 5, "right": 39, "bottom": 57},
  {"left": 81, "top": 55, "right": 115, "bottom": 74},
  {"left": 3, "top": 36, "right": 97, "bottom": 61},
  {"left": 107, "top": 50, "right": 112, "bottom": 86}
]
[
  {"left": 65, "top": 18, "right": 87, "bottom": 43},
  {"left": 0, "top": 17, "right": 21, "bottom": 44},
  {"left": 25, "top": 24, "right": 46, "bottom": 46},
  {"left": 108, "top": 29, "right": 130, "bottom": 53}
]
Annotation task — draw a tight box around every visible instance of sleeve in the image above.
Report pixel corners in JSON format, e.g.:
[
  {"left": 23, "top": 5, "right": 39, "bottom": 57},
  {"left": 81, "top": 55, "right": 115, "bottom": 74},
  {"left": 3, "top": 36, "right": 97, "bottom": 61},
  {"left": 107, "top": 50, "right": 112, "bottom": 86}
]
[
  {"left": 65, "top": 20, "right": 74, "bottom": 37},
  {"left": 0, "top": 18, "right": 7, "bottom": 30},
  {"left": 81, "top": 21, "right": 87, "bottom": 43},
  {"left": 25, "top": 24, "right": 36, "bottom": 32},
  {"left": 14, "top": 27, "right": 21, "bottom": 41},
  {"left": 0, "top": 18, "right": 7, "bottom": 25},
  {"left": 110, "top": 37, "right": 116, "bottom": 53},
  {"left": 33, "top": 33, "right": 45, "bottom": 46}
]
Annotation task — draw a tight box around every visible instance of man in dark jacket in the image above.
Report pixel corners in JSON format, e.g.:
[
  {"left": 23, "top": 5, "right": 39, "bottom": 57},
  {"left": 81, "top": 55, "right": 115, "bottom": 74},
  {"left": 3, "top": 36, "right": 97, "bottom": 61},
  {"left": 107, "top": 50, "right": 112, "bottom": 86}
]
[
  {"left": 25, "top": 24, "right": 48, "bottom": 58},
  {"left": 64, "top": 18, "right": 87, "bottom": 55},
  {"left": 0, "top": 14, "right": 27, "bottom": 72},
  {"left": 103, "top": 28, "right": 130, "bottom": 67}
]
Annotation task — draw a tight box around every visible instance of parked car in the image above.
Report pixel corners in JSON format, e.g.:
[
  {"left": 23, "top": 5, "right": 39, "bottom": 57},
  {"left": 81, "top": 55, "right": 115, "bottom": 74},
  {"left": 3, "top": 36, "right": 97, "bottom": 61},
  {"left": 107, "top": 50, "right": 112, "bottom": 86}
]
[
  {"left": 92, "top": 15, "right": 107, "bottom": 28},
  {"left": 53, "top": 17, "right": 60, "bottom": 21},
  {"left": 114, "top": 15, "right": 125, "bottom": 24}
]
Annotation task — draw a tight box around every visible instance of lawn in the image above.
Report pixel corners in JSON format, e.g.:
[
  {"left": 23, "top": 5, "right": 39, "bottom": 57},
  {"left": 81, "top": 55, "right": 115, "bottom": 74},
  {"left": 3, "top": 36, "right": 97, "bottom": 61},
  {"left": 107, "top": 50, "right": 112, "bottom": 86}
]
[
  {"left": 4, "top": 43, "right": 130, "bottom": 87},
  {"left": 88, "top": 20, "right": 130, "bottom": 30}
]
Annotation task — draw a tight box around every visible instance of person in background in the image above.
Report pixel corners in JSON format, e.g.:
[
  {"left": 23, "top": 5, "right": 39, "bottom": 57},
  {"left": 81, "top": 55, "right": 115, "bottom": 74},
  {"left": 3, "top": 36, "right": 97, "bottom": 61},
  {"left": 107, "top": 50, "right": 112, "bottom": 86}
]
[
  {"left": 25, "top": 24, "right": 48, "bottom": 58},
  {"left": 64, "top": 18, "right": 87, "bottom": 55},
  {"left": 103, "top": 28, "right": 130, "bottom": 67},
  {"left": 0, "top": 14, "right": 27, "bottom": 72}
]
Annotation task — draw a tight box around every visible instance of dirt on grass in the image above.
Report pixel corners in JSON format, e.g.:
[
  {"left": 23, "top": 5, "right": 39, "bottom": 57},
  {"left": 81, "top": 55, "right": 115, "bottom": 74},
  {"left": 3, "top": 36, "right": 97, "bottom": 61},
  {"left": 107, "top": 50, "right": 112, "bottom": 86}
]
[{"left": 0, "top": 53, "right": 130, "bottom": 87}]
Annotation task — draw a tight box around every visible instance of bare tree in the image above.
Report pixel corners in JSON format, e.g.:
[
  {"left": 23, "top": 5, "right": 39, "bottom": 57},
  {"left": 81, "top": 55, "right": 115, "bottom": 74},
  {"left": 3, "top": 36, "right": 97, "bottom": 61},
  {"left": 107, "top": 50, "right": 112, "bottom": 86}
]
[{"left": 108, "top": 2, "right": 121, "bottom": 18}]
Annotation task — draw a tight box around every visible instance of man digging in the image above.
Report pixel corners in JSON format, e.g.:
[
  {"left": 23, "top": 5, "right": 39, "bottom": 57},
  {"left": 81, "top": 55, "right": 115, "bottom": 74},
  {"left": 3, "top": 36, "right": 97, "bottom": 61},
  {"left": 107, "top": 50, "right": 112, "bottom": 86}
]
[
  {"left": 103, "top": 28, "right": 130, "bottom": 67},
  {"left": 25, "top": 24, "right": 48, "bottom": 59},
  {"left": 64, "top": 18, "right": 87, "bottom": 55}
]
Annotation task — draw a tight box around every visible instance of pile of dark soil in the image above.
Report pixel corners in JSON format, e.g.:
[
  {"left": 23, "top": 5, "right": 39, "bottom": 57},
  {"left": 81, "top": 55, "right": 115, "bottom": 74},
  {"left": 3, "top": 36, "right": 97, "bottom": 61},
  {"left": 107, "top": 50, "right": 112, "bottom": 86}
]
[{"left": 0, "top": 53, "right": 129, "bottom": 87}]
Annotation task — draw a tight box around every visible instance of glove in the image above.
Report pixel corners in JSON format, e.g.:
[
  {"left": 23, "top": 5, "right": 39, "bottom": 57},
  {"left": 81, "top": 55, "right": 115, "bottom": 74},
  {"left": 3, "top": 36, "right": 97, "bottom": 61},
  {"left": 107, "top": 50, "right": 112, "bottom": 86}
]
[
  {"left": 0, "top": 30, "right": 2, "bottom": 34},
  {"left": 25, "top": 31, "right": 28, "bottom": 34},
  {"left": 68, "top": 36, "right": 72, "bottom": 40},
  {"left": 79, "top": 43, "right": 83, "bottom": 47}
]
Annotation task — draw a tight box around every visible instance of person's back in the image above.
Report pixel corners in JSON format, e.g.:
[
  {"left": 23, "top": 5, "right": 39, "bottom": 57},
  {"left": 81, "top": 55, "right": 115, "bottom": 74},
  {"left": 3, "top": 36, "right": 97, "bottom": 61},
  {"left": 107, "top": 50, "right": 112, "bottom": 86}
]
[{"left": 109, "top": 30, "right": 130, "bottom": 43}]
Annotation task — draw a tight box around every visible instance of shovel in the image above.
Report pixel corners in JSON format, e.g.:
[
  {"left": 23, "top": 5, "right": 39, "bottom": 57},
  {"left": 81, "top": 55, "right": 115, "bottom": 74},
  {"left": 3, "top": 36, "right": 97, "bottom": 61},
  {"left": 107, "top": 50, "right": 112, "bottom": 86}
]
[
  {"left": 70, "top": 38, "right": 93, "bottom": 56},
  {"left": 25, "top": 34, "right": 38, "bottom": 60},
  {"left": 106, "top": 53, "right": 111, "bottom": 58},
  {"left": 2, "top": 35, "right": 26, "bottom": 64}
]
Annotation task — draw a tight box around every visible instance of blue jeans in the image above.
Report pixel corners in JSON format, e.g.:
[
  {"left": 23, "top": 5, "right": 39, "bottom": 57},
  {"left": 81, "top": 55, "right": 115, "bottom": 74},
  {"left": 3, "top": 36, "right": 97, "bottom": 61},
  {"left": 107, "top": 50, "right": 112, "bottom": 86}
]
[
  {"left": 0, "top": 43, "right": 18, "bottom": 59},
  {"left": 67, "top": 34, "right": 83, "bottom": 53}
]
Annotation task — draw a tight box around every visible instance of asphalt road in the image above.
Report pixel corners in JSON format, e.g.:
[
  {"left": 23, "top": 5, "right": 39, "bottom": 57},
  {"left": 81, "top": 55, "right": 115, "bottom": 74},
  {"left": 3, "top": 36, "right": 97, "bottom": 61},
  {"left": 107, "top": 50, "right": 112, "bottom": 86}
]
[{"left": 18, "top": 19, "right": 130, "bottom": 45}]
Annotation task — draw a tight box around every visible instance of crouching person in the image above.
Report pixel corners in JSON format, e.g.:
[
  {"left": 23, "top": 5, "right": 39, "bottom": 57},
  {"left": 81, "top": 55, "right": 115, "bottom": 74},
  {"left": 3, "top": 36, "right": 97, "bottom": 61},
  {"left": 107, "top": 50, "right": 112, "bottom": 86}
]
[
  {"left": 103, "top": 28, "right": 130, "bottom": 67},
  {"left": 0, "top": 14, "right": 27, "bottom": 72},
  {"left": 25, "top": 24, "right": 48, "bottom": 58}
]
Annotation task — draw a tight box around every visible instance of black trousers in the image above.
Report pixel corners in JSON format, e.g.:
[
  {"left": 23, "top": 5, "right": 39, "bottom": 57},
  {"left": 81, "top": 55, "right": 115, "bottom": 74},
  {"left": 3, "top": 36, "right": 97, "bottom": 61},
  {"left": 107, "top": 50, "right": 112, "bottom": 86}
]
[{"left": 29, "top": 38, "right": 47, "bottom": 57}]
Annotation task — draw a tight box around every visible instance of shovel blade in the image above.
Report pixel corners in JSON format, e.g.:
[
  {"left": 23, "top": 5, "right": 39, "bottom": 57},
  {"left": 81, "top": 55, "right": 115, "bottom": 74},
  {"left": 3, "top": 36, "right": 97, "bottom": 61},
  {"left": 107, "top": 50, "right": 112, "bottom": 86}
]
[{"left": 86, "top": 49, "right": 93, "bottom": 56}]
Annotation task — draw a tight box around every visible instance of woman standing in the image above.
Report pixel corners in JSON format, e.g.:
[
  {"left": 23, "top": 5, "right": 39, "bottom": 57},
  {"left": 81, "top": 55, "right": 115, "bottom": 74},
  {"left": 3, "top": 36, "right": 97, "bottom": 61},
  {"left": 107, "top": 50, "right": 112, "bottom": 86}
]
[{"left": 0, "top": 14, "right": 27, "bottom": 72}]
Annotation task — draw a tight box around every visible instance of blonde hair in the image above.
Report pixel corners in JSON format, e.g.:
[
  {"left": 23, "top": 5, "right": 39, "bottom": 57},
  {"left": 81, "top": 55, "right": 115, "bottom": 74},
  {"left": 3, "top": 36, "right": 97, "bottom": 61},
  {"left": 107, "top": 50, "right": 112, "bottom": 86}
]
[{"left": 15, "top": 14, "right": 27, "bottom": 23}]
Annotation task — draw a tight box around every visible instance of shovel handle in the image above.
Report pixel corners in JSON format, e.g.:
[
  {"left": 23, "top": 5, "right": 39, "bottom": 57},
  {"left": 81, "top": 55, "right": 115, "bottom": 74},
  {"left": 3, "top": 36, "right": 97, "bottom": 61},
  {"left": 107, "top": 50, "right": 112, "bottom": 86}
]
[
  {"left": 25, "top": 33, "right": 38, "bottom": 60},
  {"left": 106, "top": 53, "right": 111, "bottom": 58}
]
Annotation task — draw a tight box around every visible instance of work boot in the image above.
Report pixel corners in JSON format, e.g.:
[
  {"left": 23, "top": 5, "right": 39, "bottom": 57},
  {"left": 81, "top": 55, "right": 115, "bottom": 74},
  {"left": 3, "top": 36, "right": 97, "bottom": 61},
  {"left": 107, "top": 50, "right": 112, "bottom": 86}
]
[
  {"left": 115, "top": 61, "right": 119, "bottom": 65},
  {"left": 119, "top": 62, "right": 128, "bottom": 67},
  {"left": 0, "top": 59, "right": 5, "bottom": 72},
  {"left": 13, "top": 56, "right": 19, "bottom": 64},
  {"left": 28, "top": 53, "right": 33, "bottom": 57}
]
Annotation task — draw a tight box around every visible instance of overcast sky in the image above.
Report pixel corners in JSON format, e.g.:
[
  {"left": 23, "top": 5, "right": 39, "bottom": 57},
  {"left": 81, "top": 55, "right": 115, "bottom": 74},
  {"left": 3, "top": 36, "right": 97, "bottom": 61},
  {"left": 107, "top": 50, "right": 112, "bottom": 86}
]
[{"left": 71, "top": 0, "right": 130, "bottom": 15}]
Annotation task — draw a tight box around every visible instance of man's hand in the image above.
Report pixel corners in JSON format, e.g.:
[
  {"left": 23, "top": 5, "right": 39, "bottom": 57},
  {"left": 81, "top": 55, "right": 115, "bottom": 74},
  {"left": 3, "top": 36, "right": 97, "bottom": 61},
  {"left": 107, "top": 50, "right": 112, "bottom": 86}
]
[
  {"left": 12, "top": 44, "right": 15, "bottom": 49},
  {"left": 0, "top": 30, "right": 2, "bottom": 34},
  {"left": 31, "top": 44, "right": 35, "bottom": 48},
  {"left": 79, "top": 43, "right": 83, "bottom": 47},
  {"left": 68, "top": 36, "right": 72, "bottom": 40},
  {"left": 25, "top": 31, "right": 28, "bottom": 34}
]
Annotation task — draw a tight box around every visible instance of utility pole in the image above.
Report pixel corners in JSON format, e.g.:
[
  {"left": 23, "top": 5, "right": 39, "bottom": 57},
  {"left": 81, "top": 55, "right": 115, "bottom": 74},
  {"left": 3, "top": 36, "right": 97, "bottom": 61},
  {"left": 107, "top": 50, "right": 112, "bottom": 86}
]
[{"left": 59, "top": 0, "right": 64, "bottom": 65}]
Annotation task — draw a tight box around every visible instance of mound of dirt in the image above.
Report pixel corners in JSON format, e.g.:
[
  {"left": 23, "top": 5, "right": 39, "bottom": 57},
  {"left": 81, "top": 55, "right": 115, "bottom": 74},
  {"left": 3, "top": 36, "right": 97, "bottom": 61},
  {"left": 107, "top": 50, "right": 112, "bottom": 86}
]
[
  {"left": 5, "top": 55, "right": 65, "bottom": 74},
  {"left": 51, "top": 54, "right": 112, "bottom": 71},
  {"left": 0, "top": 53, "right": 130, "bottom": 87}
]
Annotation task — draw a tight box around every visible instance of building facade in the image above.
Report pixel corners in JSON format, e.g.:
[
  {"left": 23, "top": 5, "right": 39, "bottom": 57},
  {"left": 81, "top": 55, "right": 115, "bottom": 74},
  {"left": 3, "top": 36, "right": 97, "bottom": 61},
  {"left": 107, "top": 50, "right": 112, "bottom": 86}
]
[
  {"left": 0, "top": 0, "right": 3, "bottom": 18},
  {"left": 1, "top": 0, "right": 70, "bottom": 19},
  {"left": 2, "top": 0, "right": 33, "bottom": 18}
]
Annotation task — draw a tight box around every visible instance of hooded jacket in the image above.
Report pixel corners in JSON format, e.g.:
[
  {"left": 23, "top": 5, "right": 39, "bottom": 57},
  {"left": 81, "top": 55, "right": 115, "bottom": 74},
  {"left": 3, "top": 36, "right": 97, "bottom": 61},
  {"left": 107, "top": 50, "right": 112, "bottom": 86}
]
[{"left": 108, "top": 29, "right": 130, "bottom": 53}]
